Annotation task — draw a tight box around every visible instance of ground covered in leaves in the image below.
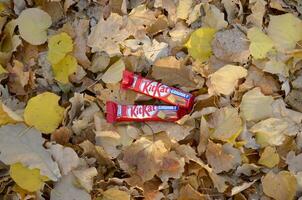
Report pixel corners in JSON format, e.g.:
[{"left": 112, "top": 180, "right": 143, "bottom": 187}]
[{"left": 1, "top": 0, "right": 302, "bottom": 199}]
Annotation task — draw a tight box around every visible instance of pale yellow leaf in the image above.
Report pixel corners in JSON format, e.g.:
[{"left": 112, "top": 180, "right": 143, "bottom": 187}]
[
  {"left": 17, "top": 8, "right": 52, "bottom": 45},
  {"left": 101, "top": 59, "right": 125, "bottom": 84},
  {"left": 176, "top": 0, "right": 192, "bottom": 20},
  {"left": 247, "top": 27, "right": 274, "bottom": 59},
  {"left": 102, "top": 188, "right": 130, "bottom": 200},
  {"left": 267, "top": 13, "right": 302, "bottom": 50},
  {"left": 208, "top": 65, "right": 247, "bottom": 95},
  {"left": 240, "top": 87, "right": 274, "bottom": 121},
  {"left": 258, "top": 146, "right": 279, "bottom": 168}
]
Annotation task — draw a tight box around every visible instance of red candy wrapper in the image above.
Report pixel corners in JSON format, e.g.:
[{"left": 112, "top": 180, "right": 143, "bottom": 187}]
[
  {"left": 122, "top": 70, "right": 194, "bottom": 109},
  {"left": 106, "top": 101, "right": 186, "bottom": 123}
]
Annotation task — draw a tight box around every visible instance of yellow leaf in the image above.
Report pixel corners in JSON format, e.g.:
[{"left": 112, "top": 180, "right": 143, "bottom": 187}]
[
  {"left": 0, "top": 64, "right": 7, "bottom": 74},
  {"left": 208, "top": 65, "right": 247, "bottom": 95},
  {"left": 267, "top": 13, "right": 302, "bottom": 50},
  {"left": 247, "top": 27, "right": 274, "bottom": 59},
  {"left": 240, "top": 87, "right": 273, "bottom": 121},
  {"left": 101, "top": 59, "right": 125, "bottom": 84},
  {"left": 17, "top": 8, "right": 52, "bottom": 45},
  {"left": 262, "top": 171, "right": 297, "bottom": 200},
  {"left": 177, "top": 0, "right": 193, "bottom": 20},
  {"left": 101, "top": 188, "right": 130, "bottom": 200},
  {"left": 52, "top": 55, "right": 77, "bottom": 84},
  {"left": 185, "top": 28, "right": 216, "bottom": 62},
  {"left": 0, "top": 102, "right": 23, "bottom": 126},
  {"left": 48, "top": 32, "right": 73, "bottom": 65},
  {"left": 10, "top": 163, "right": 49, "bottom": 192},
  {"left": 258, "top": 146, "right": 279, "bottom": 168},
  {"left": 24, "top": 92, "right": 65, "bottom": 133},
  {"left": 264, "top": 58, "right": 289, "bottom": 77}
]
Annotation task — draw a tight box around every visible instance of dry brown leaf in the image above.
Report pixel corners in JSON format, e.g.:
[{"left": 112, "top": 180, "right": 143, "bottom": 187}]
[
  {"left": 206, "top": 140, "right": 241, "bottom": 173},
  {"left": 88, "top": 13, "right": 130, "bottom": 56},
  {"left": 121, "top": 137, "right": 168, "bottom": 182},
  {"left": 178, "top": 184, "right": 206, "bottom": 200},
  {"left": 212, "top": 28, "right": 250, "bottom": 63},
  {"left": 262, "top": 171, "right": 297, "bottom": 200},
  {"left": 152, "top": 56, "right": 198, "bottom": 88}
]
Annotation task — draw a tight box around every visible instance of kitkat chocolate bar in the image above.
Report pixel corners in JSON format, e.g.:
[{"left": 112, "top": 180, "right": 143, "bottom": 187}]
[
  {"left": 121, "top": 70, "right": 195, "bottom": 109},
  {"left": 106, "top": 101, "right": 186, "bottom": 123}
]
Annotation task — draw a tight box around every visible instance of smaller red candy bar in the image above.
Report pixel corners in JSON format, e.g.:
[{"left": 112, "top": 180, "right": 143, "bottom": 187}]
[
  {"left": 122, "top": 70, "right": 194, "bottom": 109},
  {"left": 106, "top": 101, "right": 186, "bottom": 123}
]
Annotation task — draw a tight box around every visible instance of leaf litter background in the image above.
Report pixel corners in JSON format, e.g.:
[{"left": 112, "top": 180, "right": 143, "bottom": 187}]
[{"left": 1, "top": 0, "right": 302, "bottom": 199}]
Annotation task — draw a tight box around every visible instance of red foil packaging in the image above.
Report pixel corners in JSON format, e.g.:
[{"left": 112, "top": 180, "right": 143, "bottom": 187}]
[
  {"left": 106, "top": 101, "right": 186, "bottom": 123},
  {"left": 121, "top": 70, "right": 194, "bottom": 109}
]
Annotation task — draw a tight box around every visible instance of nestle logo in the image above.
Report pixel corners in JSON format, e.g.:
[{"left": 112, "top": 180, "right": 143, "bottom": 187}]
[
  {"left": 140, "top": 80, "right": 170, "bottom": 97},
  {"left": 127, "top": 105, "right": 157, "bottom": 118}
]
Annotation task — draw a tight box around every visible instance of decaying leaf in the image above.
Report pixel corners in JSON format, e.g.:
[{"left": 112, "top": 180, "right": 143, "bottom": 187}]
[
  {"left": 17, "top": 8, "right": 52, "bottom": 45},
  {"left": 0, "top": 124, "right": 61, "bottom": 181},
  {"left": 73, "top": 167, "right": 98, "bottom": 192},
  {"left": 202, "top": 4, "right": 228, "bottom": 30},
  {"left": 262, "top": 171, "right": 297, "bottom": 200},
  {"left": 24, "top": 92, "right": 65, "bottom": 133},
  {"left": 207, "top": 65, "right": 247, "bottom": 95},
  {"left": 212, "top": 28, "right": 250, "bottom": 63}
]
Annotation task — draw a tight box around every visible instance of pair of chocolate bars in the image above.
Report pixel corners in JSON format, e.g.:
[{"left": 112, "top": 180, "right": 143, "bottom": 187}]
[{"left": 106, "top": 71, "right": 195, "bottom": 123}]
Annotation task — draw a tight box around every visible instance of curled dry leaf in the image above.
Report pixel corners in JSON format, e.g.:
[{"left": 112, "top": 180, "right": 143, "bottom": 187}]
[
  {"left": 262, "top": 171, "right": 297, "bottom": 200},
  {"left": 207, "top": 65, "right": 247, "bottom": 95},
  {"left": 17, "top": 8, "right": 52, "bottom": 45}
]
